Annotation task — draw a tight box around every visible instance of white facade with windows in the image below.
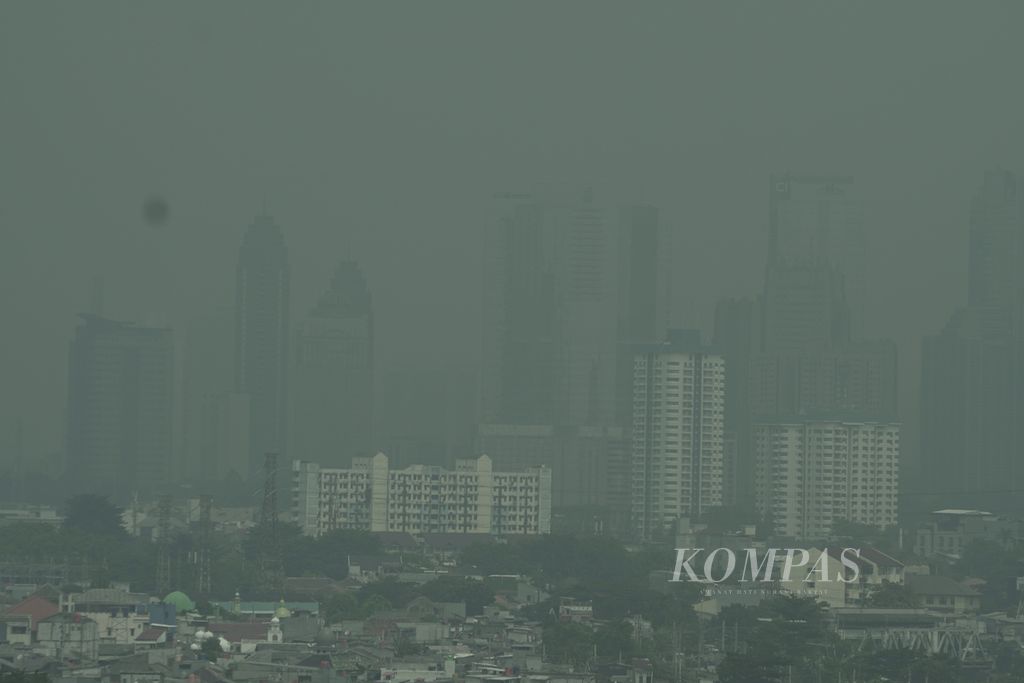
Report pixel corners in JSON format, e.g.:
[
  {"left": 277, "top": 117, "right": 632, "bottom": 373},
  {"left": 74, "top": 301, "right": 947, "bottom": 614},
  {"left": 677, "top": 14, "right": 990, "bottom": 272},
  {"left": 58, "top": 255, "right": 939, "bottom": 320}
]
[
  {"left": 293, "top": 453, "right": 551, "bottom": 536},
  {"left": 754, "top": 420, "right": 899, "bottom": 539},
  {"left": 631, "top": 336, "right": 725, "bottom": 539}
]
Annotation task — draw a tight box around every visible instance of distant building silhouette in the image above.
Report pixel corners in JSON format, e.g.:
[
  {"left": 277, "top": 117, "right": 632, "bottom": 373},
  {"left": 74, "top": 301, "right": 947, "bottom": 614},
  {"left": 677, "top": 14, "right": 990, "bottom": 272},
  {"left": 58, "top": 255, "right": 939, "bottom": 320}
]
[
  {"left": 66, "top": 314, "right": 174, "bottom": 497},
  {"left": 291, "top": 260, "right": 373, "bottom": 468},
  {"left": 375, "top": 363, "right": 478, "bottom": 470},
  {"left": 478, "top": 188, "right": 660, "bottom": 515},
  {"left": 967, "top": 169, "right": 1024, "bottom": 339},
  {"left": 760, "top": 262, "right": 851, "bottom": 353},
  {"left": 713, "top": 175, "right": 898, "bottom": 519},
  {"left": 919, "top": 170, "right": 1024, "bottom": 513},
  {"left": 749, "top": 341, "right": 899, "bottom": 420},
  {"left": 181, "top": 306, "right": 247, "bottom": 484},
  {"left": 769, "top": 173, "right": 866, "bottom": 335},
  {"left": 235, "top": 213, "right": 290, "bottom": 482}
]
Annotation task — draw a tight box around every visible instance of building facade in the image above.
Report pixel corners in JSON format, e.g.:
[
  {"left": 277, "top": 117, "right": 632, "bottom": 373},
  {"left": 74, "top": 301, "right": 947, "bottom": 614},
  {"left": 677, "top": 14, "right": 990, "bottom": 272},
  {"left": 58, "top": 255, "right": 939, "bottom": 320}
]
[
  {"left": 66, "top": 314, "right": 174, "bottom": 497},
  {"left": 293, "top": 454, "right": 551, "bottom": 536},
  {"left": 631, "top": 331, "right": 725, "bottom": 540},
  {"left": 478, "top": 188, "right": 661, "bottom": 511},
  {"left": 291, "top": 260, "right": 374, "bottom": 467},
  {"left": 753, "top": 420, "right": 900, "bottom": 539},
  {"left": 919, "top": 170, "right": 1024, "bottom": 514},
  {"left": 749, "top": 341, "right": 898, "bottom": 420},
  {"left": 768, "top": 173, "right": 866, "bottom": 336},
  {"left": 235, "top": 213, "right": 290, "bottom": 482}
]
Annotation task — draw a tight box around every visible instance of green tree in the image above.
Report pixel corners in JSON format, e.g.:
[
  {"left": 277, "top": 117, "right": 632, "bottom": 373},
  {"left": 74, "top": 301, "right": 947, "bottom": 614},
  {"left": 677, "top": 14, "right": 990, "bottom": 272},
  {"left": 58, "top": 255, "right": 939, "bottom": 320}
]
[
  {"left": 201, "top": 636, "right": 224, "bottom": 660},
  {"left": 0, "top": 673, "right": 49, "bottom": 683},
  {"left": 542, "top": 621, "right": 595, "bottom": 668},
  {"left": 594, "top": 620, "right": 635, "bottom": 660},
  {"left": 717, "top": 652, "right": 786, "bottom": 683},
  {"left": 63, "top": 494, "right": 125, "bottom": 536},
  {"left": 955, "top": 539, "right": 1023, "bottom": 612},
  {"left": 864, "top": 580, "right": 919, "bottom": 608},
  {"left": 358, "top": 579, "right": 418, "bottom": 610},
  {"left": 419, "top": 576, "right": 495, "bottom": 615}
]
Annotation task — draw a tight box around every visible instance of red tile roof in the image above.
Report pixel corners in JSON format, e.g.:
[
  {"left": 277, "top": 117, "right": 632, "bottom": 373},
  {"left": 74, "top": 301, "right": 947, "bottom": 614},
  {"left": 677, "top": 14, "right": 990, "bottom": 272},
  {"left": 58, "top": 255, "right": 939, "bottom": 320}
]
[
  {"left": 3, "top": 596, "right": 60, "bottom": 630},
  {"left": 135, "top": 626, "right": 168, "bottom": 642},
  {"left": 208, "top": 621, "right": 269, "bottom": 643}
]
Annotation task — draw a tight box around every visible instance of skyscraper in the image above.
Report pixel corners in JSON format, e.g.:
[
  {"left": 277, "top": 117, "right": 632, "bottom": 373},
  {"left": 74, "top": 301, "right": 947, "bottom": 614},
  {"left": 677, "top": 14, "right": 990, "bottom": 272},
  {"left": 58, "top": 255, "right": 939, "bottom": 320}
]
[
  {"left": 919, "top": 171, "right": 1024, "bottom": 514},
  {"left": 749, "top": 341, "right": 899, "bottom": 420},
  {"left": 181, "top": 306, "right": 240, "bottom": 483},
  {"left": 760, "top": 262, "right": 850, "bottom": 353},
  {"left": 713, "top": 298, "right": 757, "bottom": 507},
  {"left": 481, "top": 189, "right": 661, "bottom": 427},
  {"left": 478, "top": 188, "right": 661, "bottom": 510},
  {"left": 631, "top": 330, "right": 725, "bottom": 540},
  {"left": 753, "top": 419, "right": 899, "bottom": 539},
  {"left": 769, "top": 173, "right": 866, "bottom": 334},
  {"left": 66, "top": 314, "right": 174, "bottom": 497},
  {"left": 716, "top": 174, "right": 896, "bottom": 516},
  {"left": 967, "top": 169, "right": 1024, "bottom": 340},
  {"left": 235, "top": 213, "right": 290, "bottom": 481},
  {"left": 291, "top": 260, "right": 373, "bottom": 468}
]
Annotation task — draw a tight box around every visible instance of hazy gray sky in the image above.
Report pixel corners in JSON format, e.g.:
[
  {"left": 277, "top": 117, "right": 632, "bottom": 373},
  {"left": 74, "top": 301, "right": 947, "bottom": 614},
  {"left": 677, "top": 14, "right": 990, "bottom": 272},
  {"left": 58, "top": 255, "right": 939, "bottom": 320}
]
[{"left": 3, "top": 2, "right": 1024, "bottom": 462}]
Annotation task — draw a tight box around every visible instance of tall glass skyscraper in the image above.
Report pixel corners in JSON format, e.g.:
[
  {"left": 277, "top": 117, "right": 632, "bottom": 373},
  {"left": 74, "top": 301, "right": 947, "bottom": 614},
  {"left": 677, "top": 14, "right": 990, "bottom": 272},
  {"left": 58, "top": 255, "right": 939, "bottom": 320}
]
[
  {"left": 66, "top": 314, "right": 174, "bottom": 497},
  {"left": 291, "top": 260, "right": 374, "bottom": 468},
  {"left": 235, "top": 213, "right": 290, "bottom": 481}
]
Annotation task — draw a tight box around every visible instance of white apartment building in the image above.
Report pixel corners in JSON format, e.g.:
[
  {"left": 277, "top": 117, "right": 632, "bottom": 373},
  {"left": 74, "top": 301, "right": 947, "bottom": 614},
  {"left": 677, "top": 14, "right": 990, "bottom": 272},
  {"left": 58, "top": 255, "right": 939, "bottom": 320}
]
[
  {"left": 754, "top": 420, "right": 899, "bottom": 539},
  {"left": 631, "top": 331, "right": 726, "bottom": 539},
  {"left": 293, "top": 453, "right": 551, "bottom": 536}
]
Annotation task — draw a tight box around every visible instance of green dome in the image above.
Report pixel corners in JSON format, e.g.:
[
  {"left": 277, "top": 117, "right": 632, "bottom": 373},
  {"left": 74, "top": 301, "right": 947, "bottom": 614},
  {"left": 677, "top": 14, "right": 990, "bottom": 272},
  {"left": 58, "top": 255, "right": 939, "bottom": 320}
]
[{"left": 164, "top": 591, "right": 196, "bottom": 613}]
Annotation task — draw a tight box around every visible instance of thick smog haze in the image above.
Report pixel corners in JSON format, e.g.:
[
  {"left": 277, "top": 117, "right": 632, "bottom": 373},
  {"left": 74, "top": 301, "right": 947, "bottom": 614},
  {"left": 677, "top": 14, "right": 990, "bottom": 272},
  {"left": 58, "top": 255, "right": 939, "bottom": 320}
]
[
  {"left": 2, "top": 2, "right": 1023, "bottom": 471},
  {"left": 7, "top": 5, "right": 1024, "bottom": 681}
]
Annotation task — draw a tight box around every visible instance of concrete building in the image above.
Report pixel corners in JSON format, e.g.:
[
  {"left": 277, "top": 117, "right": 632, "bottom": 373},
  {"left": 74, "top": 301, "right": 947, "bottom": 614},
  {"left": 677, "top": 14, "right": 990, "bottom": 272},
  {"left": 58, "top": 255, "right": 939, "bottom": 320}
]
[
  {"left": 631, "top": 330, "right": 725, "bottom": 540},
  {"left": 199, "top": 392, "right": 250, "bottom": 482},
  {"left": 293, "top": 454, "right": 551, "bottom": 536},
  {"left": 753, "top": 419, "right": 899, "bottom": 539},
  {"left": 0, "top": 504, "right": 62, "bottom": 528},
  {"left": 918, "top": 170, "right": 1024, "bottom": 514},
  {"left": 36, "top": 613, "right": 99, "bottom": 661},
  {"left": 967, "top": 169, "right": 1024, "bottom": 338},
  {"left": 779, "top": 547, "right": 905, "bottom": 608},
  {"left": 182, "top": 306, "right": 253, "bottom": 485},
  {"left": 291, "top": 261, "right": 374, "bottom": 468},
  {"left": 235, "top": 212, "right": 290, "bottom": 482},
  {"left": 475, "top": 423, "right": 627, "bottom": 512},
  {"left": 66, "top": 314, "right": 174, "bottom": 497},
  {"left": 905, "top": 575, "right": 982, "bottom": 614},
  {"left": 180, "top": 306, "right": 238, "bottom": 483},
  {"left": 713, "top": 298, "right": 758, "bottom": 508},
  {"left": 768, "top": 173, "right": 866, "bottom": 336},
  {"left": 749, "top": 341, "right": 898, "bottom": 420},
  {"left": 478, "top": 188, "right": 661, "bottom": 511},
  {"left": 375, "top": 363, "right": 477, "bottom": 471},
  {"left": 760, "top": 262, "right": 851, "bottom": 354},
  {"left": 913, "top": 509, "right": 1024, "bottom": 559},
  {"left": 920, "top": 310, "right": 1018, "bottom": 513}
]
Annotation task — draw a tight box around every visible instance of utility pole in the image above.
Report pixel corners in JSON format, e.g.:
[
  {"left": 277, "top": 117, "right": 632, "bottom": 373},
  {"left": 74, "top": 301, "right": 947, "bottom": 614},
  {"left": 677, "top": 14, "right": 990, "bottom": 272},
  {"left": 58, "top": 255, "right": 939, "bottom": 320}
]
[
  {"left": 197, "top": 494, "right": 213, "bottom": 595},
  {"left": 156, "top": 494, "right": 173, "bottom": 594},
  {"left": 256, "top": 453, "right": 283, "bottom": 593}
]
